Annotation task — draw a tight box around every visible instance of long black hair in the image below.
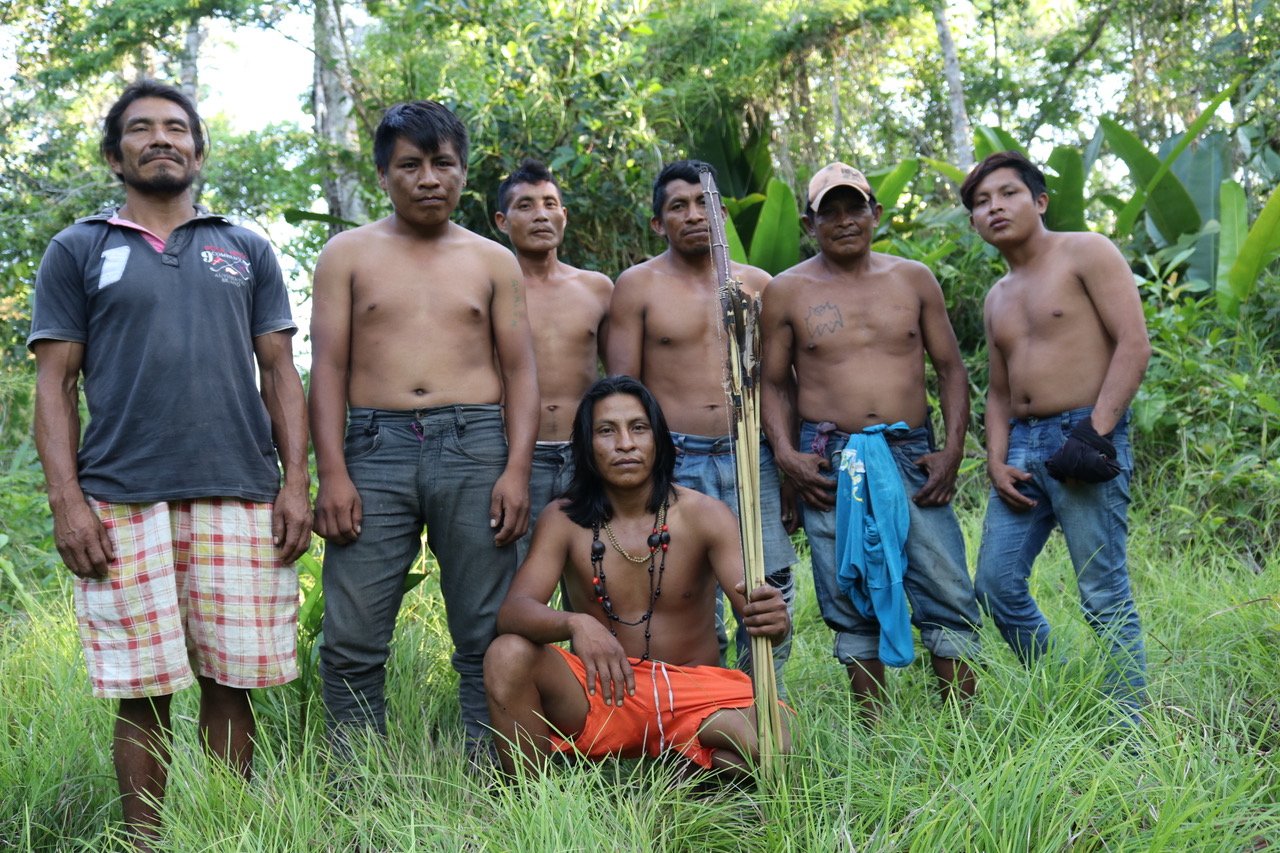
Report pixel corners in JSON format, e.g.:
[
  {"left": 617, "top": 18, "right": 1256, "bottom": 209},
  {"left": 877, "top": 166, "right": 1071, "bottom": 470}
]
[{"left": 561, "top": 376, "right": 677, "bottom": 527}]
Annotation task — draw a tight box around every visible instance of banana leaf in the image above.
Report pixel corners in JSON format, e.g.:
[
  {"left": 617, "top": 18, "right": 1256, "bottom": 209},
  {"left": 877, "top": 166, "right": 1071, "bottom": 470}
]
[
  {"left": 1222, "top": 183, "right": 1280, "bottom": 317},
  {"left": 747, "top": 178, "right": 800, "bottom": 275},
  {"left": 1045, "top": 146, "right": 1087, "bottom": 232}
]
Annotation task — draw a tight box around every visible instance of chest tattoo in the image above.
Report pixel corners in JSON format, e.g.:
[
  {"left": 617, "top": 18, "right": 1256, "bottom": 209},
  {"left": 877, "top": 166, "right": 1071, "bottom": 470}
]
[{"left": 804, "top": 302, "right": 844, "bottom": 339}]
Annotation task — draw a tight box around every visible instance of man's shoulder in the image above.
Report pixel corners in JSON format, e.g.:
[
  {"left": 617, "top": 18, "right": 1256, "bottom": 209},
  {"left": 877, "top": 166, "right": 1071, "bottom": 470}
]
[
  {"left": 874, "top": 253, "right": 943, "bottom": 296},
  {"left": 559, "top": 262, "right": 614, "bottom": 290},
  {"left": 671, "top": 484, "right": 734, "bottom": 529},
  {"left": 48, "top": 212, "right": 114, "bottom": 250},
  {"left": 1053, "top": 229, "right": 1120, "bottom": 260},
  {"left": 193, "top": 215, "right": 276, "bottom": 254},
  {"left": 454, "top": 225, "right": 522, "bottom": 274},
  {"left": 767, "top": 256, "right": 825, "bottom": 297},
  {"left": 870, "top": 251, "right": 930, "bottom": 278},
  {"left": 730, "top": 261, "right": 771, "bottom": 292},
  {"left": 536, "top": 499, "right": 592, "bottom": 552},
  {"left": 612, "top": 255, "right": 669, "bottom": 304},
  {"left": 318, "top": 218, "right": 389, "bottom": 258},
  {"left": 616, "top": 254, "right": 665, "bottom": 284},
  {"left": 452, "top": 222, "right": 509, "bottom": 252}
]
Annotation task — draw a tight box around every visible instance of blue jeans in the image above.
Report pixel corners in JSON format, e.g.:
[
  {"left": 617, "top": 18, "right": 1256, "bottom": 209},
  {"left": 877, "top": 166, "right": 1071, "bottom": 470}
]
[
  {"left": 319, "top": 405, "right": 517, "bottom": 748},
  {"left": 671, "top": 432, "right": 797, "bottom": 696},
  {"left": 974, "top": 407, "right": 1146, "bottom": 704},
  {"left": 515, "top": 441, "right": 574, "bottom": 565},
  {"left": 799, "top": 421, "right": 982, "bottom": 664}
]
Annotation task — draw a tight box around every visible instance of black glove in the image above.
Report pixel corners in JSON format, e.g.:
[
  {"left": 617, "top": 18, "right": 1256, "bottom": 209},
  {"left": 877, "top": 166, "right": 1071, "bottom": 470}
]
[{"left": 1045, "top": 421, "right": 1122, "bottom": 483}]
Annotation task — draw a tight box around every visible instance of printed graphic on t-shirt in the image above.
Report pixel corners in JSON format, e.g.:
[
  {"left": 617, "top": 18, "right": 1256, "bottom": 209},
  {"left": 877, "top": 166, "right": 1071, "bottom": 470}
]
[
  {"left": 99, "top": 246, "right": 130, "bottom": 289},
  {"left": 201, "top": 245, "right": 253, "bottom": 286}
]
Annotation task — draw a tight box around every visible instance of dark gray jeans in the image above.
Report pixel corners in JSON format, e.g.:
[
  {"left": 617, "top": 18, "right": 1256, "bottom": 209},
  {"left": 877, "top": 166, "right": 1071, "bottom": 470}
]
[{"left": 319, "top": 405, "right": 516, "bottom": 749}]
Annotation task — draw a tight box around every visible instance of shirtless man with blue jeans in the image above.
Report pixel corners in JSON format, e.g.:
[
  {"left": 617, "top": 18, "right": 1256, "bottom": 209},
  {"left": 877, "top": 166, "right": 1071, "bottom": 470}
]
[
  {"left": 310, "top": 101, "right": 539, "bottom": 757},
  {"left": 962, "top": 151, "right": 1150, "bottom": 711},
  {"left": 606, "top": 160, "right": 797, "bottom": 694},
  {"left": 761, "top": 162, "right": 981, "bottom": 720}
]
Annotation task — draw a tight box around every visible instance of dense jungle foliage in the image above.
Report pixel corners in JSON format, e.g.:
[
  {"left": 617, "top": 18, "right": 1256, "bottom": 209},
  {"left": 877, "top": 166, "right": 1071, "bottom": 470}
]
[{"left": 0, "top": 1, "right": 1276, "bottom": 848}]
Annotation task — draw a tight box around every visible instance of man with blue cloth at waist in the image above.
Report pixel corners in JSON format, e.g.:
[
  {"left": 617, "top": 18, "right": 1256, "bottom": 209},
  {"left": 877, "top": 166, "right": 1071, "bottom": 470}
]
[{"left": 761, "top": 162, "right": 982, "bottom": 721}]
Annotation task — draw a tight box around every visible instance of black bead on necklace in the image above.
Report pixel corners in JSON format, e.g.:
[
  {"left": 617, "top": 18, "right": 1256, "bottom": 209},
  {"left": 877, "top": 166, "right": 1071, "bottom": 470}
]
[{"left": 590, "top": 499, "right": 670, "bottom": 662}]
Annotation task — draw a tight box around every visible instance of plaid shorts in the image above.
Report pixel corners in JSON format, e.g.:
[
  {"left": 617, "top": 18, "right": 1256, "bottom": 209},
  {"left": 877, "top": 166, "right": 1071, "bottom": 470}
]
[{"left": 75, "top": 498, "right": 298, "bottom": 699}]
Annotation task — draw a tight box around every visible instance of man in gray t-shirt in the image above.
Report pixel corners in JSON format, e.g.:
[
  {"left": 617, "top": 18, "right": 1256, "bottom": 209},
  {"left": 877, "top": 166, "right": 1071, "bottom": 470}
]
[{"left": 28, "top": 80, "right": 310, "bottom": 848}]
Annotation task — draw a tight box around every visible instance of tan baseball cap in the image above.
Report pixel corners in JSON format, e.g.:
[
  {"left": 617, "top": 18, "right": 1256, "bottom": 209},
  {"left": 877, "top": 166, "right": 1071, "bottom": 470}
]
[{"left": 808, "top": 162, "right": 873, "bottom": 210}]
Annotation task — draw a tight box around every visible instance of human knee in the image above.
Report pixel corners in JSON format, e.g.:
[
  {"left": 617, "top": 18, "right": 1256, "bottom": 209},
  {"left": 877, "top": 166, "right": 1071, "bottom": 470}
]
[
  {"left": 198, "top": 679, "right": 250, "bottom": 713},
  {"left": 117, "top": 695, "right": 172, "bottom": 729},
  {"left": 972, "top": 568, "right": 1005, "bottom": 617},
  {"left": 483, "top": 633, "right": 542, "bottom": 694}
]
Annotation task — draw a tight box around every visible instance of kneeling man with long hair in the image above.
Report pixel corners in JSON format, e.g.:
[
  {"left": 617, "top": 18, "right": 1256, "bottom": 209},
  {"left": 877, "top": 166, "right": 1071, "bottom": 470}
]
[{"left": 484, "top": 376, "right": 791, "bottom": 776}]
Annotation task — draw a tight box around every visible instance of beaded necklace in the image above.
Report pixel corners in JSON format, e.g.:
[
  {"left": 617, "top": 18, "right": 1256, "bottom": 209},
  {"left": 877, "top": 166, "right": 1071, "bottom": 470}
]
[{"left": 590, "top": 499, "right": 670, "bottom": 661}]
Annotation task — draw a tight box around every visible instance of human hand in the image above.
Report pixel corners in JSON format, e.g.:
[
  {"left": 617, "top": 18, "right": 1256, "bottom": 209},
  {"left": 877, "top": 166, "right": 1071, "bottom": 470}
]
[
  {"left": 489, "top": 468, "right": 530, "bottom": 547},
  {"left": 570, "top": 615, "right": 635, "bottom": 706},
  {"left": 272, "top": 481, "right": 313, "bottom": 563},
  {"left": 913, "top": 448, "right": 961, "bottom": 507},
  {"left": 777, "top": 450, "right": 835, "bottom": 512},
  {"left": 735, "top": 580, "right": 790, "bottom": 644},
  {"left": 988, "top": 461, "right": 1037, "bottom": 511},
  {"left": 51, "top": 496, "right": 114, "bottom": 579},
  {"left": 1045, "top": 422, "right": 1121, "bottom": 483},
  {"left": 314, "top": 473, "right": 362, "bottom": 544}
]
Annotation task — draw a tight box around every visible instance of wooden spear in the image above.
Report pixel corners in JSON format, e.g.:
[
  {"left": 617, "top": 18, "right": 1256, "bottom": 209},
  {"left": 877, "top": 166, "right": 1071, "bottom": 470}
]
[{"left": 698, "top": 167, "right": 784, "bottom": 782}]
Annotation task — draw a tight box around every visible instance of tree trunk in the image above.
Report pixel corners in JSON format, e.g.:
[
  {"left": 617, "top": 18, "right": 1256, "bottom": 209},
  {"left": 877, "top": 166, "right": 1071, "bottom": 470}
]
[
  {"left": 932, "top": 0, "right": 972, "bottom": 169},
  {"left": 179, "top": 17, "right": 203, "bottom": 104},
  {"left": 313, "top": 0, "right": 367, "bottom": 234}
]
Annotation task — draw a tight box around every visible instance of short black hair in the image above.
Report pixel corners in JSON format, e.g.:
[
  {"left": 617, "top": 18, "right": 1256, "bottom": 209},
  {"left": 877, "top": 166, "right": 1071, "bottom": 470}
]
[
  {"left": 374, "top": 100, "right": 469, "bottom": 173},
  {"left": 652, "top": 159, "right": 714, "bottom": 220},
  {"left": 960, "top": 150, "right": 1047, "bottom": 211},
  {"left": 101, "top": 80, "right": 205, "bottom": 165},
  {"left": 561, "top": 376, "right": 677, "bottom": 527},
  {"left": 497, "top": 159, "right": 560, "bottom": 214}
]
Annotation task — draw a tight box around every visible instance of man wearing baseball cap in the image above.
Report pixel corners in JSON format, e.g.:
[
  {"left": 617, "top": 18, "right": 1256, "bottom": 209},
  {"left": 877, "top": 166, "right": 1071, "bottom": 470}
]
[{"left": 760, "top": 162, "right": 982, "bottom": 720}]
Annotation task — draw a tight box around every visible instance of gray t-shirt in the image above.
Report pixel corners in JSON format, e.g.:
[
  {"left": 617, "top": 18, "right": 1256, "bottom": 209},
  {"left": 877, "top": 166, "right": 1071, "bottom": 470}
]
[{"left": 28, "top": 208, "right": 297, "bottom": 503}]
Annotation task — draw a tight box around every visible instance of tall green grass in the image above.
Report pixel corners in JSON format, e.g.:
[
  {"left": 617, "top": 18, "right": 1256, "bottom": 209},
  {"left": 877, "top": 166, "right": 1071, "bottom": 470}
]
[{"left": 3, "top": 473, "right": 1277, "bottom": 851}]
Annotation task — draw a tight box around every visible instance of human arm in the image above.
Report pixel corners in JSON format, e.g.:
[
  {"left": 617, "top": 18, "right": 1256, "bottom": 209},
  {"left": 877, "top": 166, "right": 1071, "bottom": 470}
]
[
  {"left": 307, "top": 238, "right": 361, "bottom": 544},
  {"left": 706, "top": 499, "right": 789, "bottom": 645},
  {"left": 489, "top": 250, "right": 539, "bottom": 546},
  {"left": 1077, "top": 233, "right": 1151, "bottom": 435},
  {"left": 32, "top": 340, "right": 115, "bottom": 578},
  {"left": 602, "top": 269, "right": 644, "bottom": 378},
  {"left": 495, "top": 508, "right": 635, "bottom": 704},
  {"left": 592, "top": 273, "right": 614, "bottom": 367},
  {"left": 984, "top": 308, "right": 1036, "bottom": 510},
  {"left": 913, "top": 270, "right": 969, "bottom": 507},
  {"left": 760, "top": 279, "right": 834, "bottom": 511},
  {"left": 254, "top": 330, "right": 312, "bottom": 563}
]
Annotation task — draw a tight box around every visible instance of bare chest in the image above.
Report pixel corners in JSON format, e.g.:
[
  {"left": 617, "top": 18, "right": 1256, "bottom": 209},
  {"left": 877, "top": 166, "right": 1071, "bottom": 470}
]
[
  {"left": 643, "top": 287, "right": 723, "bottom": 352},
  {"left": 527, "top": 287, "right": 604, "bottom": 353},
  {"left": 989, "top": 273, "right": 1095, "bottom": 347},
  {"left": 793, "top": 285, "right": 921, "bottom": 358},
  {"left": 350, "top": 255, "right": 492, "bottom": 331}
]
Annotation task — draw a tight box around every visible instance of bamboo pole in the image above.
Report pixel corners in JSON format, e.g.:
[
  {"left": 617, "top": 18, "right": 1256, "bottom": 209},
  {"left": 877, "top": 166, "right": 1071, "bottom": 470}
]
[{"left": 698, "top": 167, "right": 783, "bottom": 783}]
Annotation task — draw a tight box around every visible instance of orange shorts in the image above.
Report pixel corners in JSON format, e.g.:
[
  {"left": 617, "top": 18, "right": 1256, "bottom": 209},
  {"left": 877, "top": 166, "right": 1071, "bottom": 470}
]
[{"left": 546, "top": 645, "right": 757, "bottom": 769}]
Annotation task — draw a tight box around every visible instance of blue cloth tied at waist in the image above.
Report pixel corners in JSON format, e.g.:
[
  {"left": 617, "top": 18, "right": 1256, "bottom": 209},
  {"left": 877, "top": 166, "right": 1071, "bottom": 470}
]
[{"left": 830, "top": 421, "right": 914, "bottom": 667}]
